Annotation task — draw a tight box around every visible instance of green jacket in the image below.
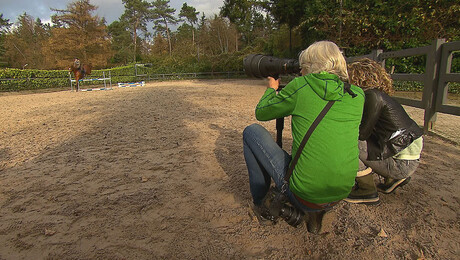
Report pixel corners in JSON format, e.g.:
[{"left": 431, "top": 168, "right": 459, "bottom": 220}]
[{"left": 256, "top": 72, "right": 364, "bottom": 203}]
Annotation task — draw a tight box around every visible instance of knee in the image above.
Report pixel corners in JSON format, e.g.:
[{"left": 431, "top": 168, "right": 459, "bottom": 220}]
[{"left": 243, "top": 123, "right": 262, "bottom": 141}]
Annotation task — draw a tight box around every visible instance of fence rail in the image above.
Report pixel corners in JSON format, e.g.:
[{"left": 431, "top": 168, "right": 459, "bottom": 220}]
[
  {"left": 346, "top": 39, "right": 460, "bottom": 133},
  {"left": 134, "top": 71, "right": 246, "bottom": 81}
]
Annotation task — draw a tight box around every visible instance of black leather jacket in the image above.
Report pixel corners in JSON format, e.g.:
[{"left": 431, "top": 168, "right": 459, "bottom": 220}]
[{"left": 360, "top": 89, "right": 423, "bottom": 160}]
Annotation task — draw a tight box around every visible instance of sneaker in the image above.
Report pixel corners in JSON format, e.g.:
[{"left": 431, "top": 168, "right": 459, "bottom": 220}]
[{"left": 377, "top": 177, "right": 411, "bottom": 194}]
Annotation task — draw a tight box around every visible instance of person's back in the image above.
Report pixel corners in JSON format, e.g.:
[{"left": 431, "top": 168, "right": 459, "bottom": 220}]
[
  {"left": 255, "top": 73, "right": 364, "bottom": 203},
  {"left": 360, "top": 89, "right": 422, "bottom": 160},
  {"left": 243, "top": 41, "right": 364, "bottom": 233}
]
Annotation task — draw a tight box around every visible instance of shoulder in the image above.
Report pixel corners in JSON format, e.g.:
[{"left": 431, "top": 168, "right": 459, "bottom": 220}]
[
  {"left": 364, "top": 89, "right": 385, "bottom": 102},
  {"left": 283, "top": 76, "right": 310, "bottom": 92}
]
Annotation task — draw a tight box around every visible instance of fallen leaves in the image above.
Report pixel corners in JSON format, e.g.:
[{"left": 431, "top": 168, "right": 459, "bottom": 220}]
[
  {"left": 44, "top": 228, "right": 56, "bottom": 236},
  {"left": 378, "top": 228, "right": 388, "bottom": 238}
]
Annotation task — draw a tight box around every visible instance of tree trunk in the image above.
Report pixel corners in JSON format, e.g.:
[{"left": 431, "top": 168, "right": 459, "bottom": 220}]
[
  {"left": 191, "top": 23, "right": 195, "bottom": 46},
  {"left": 165, "top": 19, "right": 172, "bottom": 56},
  {"left": 235, "top": 33, "right": 238, "bottom": 52},
  {"left": 133, "top": 23, "right": 137, "bottom": 63},
  {"left": 289, "top": 27, "right": 292, "bottom": 56}
]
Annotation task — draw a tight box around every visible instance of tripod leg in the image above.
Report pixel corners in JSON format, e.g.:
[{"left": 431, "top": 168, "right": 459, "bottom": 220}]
[{"left": 276, "top": 117, "right": 284, "bottom": 148}]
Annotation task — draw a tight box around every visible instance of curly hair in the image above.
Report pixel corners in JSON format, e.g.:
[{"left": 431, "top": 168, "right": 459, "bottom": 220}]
[
  {"left": 299, "top": 41, "right": 348, "bottom": 82},
  {"left": 347, "top": 58, "right": 394, "bottom": 95}
]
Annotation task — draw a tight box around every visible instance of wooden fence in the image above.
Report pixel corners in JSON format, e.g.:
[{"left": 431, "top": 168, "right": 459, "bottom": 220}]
[{"left": 346, "top": 39, "right": 460, "bottom": 133}]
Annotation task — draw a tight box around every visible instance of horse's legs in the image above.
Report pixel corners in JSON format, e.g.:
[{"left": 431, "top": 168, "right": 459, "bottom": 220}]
[{"left": 75, "top": 73, "right": 80, "bottom": 92}]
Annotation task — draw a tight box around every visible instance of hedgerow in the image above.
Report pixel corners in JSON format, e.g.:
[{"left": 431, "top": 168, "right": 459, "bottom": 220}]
[
  {"left": 1, "top": 63, "right": 458, "bottom": 93},
  {"left": 0, "top": 66, "right": 138, "bottom": 92}
]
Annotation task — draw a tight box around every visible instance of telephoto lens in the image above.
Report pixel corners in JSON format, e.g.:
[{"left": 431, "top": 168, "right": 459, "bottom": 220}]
[
  {"left": 243, "top": 54, "right": 300, "bottom": 79},
  {"left": 279, "top": 204, "right": 305, "bottom": 227}
]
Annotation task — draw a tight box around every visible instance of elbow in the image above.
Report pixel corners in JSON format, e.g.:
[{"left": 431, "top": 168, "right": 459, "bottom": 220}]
[{"left": 255, "top": 111, "right": 268, "bottom": 121}]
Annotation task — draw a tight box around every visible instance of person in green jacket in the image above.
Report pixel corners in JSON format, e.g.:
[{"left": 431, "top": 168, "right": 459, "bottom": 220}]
[{"left": 243, "top": 41, "right": 364, "bottom": 233}]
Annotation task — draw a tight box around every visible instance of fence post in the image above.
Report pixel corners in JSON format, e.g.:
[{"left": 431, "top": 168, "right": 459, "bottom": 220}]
[
  {"left": 373, "top": 49, "right": 384, "bottom": 67},
  {"left": 434, "top": 41, "right": 452, "bottom": 116},
  {"left": 103, "top": 71, "right": 106, "bottom": 88},
  {"left": 69, "top": 72, "right": 73, "bottom": 91},
  {"left": 422, "top": 38, "right": 445, "bottom": 133}
]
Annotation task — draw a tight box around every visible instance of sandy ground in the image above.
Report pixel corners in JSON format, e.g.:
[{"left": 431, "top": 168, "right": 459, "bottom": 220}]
[{"left": 0, "top": 79, "right": 459, "bottom": 259}]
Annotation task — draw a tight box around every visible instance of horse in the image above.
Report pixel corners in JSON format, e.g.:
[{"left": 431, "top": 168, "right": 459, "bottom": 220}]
[{"left": 69, "top": 63, "right": 92, "bottom": 91}]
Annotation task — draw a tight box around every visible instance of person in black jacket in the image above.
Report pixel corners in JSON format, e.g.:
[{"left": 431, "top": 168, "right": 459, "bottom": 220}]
[{"left": 345, "top": 58, "right": 424, "bottom": 205}]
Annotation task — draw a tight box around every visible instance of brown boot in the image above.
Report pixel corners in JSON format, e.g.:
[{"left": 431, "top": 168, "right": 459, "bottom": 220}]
[
  {"left": 344, "top": 172, "right": 380, "bottom": 205},
  {"left": 306, "top": 210, "right": 326, "bottom": 234}
]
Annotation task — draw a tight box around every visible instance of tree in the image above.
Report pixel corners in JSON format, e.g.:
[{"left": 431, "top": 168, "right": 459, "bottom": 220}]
[
  {"left": 121, "top": 0, "right": 152, "bottom": 62},
  {"left": 269, "top": 0, "right": 307, "bottom": 55},
  {"left": 151, "top": 0, "right": 178, "bottom": 55},
  {"left": 0, "top": 14, "right": 11, "bottom": 33},
  {"left": 107, "top": 20, "right": 133, "bottom": 64},
  {"left": 179, "top": 3, "right": 199, "bottom": 45},
  {"left": 150, "top": 32, "right": 169, "bottom": 55},
  {"left": 44, "top": 0, "right": 111, "bottom": 69},
  {"left": 298, "top": 0, "right": 460, "bottom": 56},
  {"left": 3, "top": 13, "right": 50, "bottom": 68},
  {"left": 0, "top": 14, "right": 12, "bottom": 67},
  {"left": 220, "top": 0, "right": 273, "bottom": 51},
  {"left": 199, "top": 15, "right": 238, "bottom": 56}
]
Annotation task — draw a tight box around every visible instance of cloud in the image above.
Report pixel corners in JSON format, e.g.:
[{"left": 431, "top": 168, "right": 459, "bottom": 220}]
[
  {"left": 0, "top": 0, "right": 224, "bottom": 25},
  {"left": 183, "top": 0, "right": 222, "bottom": 17}
]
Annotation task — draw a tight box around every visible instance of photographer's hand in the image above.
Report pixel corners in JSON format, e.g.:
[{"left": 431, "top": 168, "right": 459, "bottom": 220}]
[{"left": 267, "top": 77, "right": 280, "bottom": 91}]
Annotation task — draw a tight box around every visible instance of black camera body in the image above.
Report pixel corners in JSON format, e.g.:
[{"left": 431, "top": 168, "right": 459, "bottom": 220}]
[
  {"left": 243, "top": 54, "right": 301, "bottom": 79},
  {"left": 265, "top": 187, "right": 305, "bottom": 227}
]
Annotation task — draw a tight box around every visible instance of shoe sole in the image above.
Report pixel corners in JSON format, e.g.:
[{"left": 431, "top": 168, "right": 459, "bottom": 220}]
[
  {"left": 378, "top": 177, "right": 411, "bottom": 194},
  {"left": 343, "top": 197, "right": 380, "bottom": 205}
]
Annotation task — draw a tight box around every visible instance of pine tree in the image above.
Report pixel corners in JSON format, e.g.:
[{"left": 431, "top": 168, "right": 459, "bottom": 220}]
[
  {"left": 121, "top": 0, "right": 151, "bottom": 62},
  {"left": 45, "top": 0, "right": 112, "bottom": 69},
  {"left": 179, "top": 3, "right": 199, "bottom": 46},
  {"left": 0, "top": 14, "right": 12, "bottom": 67},
  {"left": 151, "top": 0, "right": 178, "bottom": 56}
]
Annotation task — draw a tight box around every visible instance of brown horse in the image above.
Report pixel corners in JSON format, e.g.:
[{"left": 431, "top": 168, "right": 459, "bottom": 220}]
[{"left": 69, "top": 63, "right": 92, "bottom": 91}]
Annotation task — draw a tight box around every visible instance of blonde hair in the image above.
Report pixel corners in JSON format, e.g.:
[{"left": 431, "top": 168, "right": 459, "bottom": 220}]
[
  {"left": 348, "top": 58, "right": 394, "bottom": 95},
  {"left": 299, "top": 41, "right": 348, "bottom": 81}
]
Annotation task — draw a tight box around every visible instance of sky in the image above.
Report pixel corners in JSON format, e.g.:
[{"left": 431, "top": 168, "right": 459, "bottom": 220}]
[{"left": 0, "top": 0, "right": 225, "bottom": 25}]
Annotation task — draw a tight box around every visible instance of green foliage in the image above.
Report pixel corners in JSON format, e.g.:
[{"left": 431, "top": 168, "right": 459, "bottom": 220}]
[
  {"left": 0, "top": 68, "right": 70, "bottom": 91},
  {"left": 385, "top": 56, "right": 426, "bottom": 74},
  {"left": 220, "top": 0, "right": 273, "bottom": 46},
  {"left": 107, "top": 20, "right": 134, "bottom": 65},
  {"left": 0, "top": 56, "right": 246, "bottom": 92},
  {"left": 179, "top": 3, "right": 199, "bottom": 26},
  {"left": 448, "top": 83, "right": 460, "bottom": 94},
  {"left": 393, "top": 81, "right": 424, "bottom": 92}
]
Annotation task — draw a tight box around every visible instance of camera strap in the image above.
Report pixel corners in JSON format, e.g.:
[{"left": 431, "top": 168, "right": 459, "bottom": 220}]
[{"left": 280, "top": 100, "right": 335, "bottom": 194}]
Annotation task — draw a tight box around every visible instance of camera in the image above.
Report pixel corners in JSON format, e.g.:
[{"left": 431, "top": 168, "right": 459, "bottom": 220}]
[
  {"left": 243, "top": 54, "right": 301, "bottom": 79},
  {"left": 265, "top": 187, "right": 305, "bottom": 227}
]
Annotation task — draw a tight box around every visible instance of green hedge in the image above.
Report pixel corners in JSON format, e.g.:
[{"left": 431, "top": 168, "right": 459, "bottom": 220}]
[
  {"left": 0, "top": 66, "right": 138, "bottom": 92},
  {"left": 2, "top": 63, "right": 457, "bottom": 93},
  {"left": 393, "top": 81, "right": 460, "bottom": 94},
  {"left": 0, "top": 64, "right": 246, "bottom": 92}
]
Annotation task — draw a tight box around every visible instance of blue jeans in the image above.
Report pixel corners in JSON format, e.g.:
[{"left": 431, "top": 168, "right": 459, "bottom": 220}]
[{"left": 243, "top": 123, "right": 329, "bottom": 213}]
